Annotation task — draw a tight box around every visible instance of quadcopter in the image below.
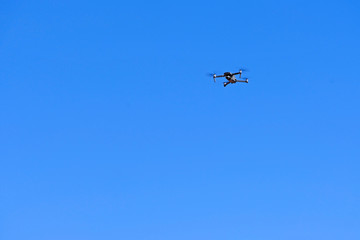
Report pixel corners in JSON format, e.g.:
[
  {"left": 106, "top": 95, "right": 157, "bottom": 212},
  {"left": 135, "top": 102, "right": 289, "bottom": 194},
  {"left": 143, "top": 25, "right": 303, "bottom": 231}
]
[{"left": 210, "top": 70, "right": 249, "bottom": 87}]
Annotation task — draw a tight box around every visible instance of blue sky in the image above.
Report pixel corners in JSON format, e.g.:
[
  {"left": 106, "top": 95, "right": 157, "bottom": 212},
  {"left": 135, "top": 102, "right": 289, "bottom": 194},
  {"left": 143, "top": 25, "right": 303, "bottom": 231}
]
[{"left": 1, "top": 0, "right": 359, "bottom": 239}]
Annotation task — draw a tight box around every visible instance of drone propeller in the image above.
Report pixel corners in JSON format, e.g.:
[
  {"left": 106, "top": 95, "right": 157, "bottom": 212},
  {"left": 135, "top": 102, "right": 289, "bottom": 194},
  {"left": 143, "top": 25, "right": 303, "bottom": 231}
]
[
  {"left": 239, "top": 66, "right": 249, "bottom": 71},
  {"left": 239, "top": 68, "right": 249, "bottom": 73},
  {"left": 207, "top": 72, "right": 217, "bottom": 82},
  {"left": 235, "top": 68, "right": 247, "bottom": 78}
]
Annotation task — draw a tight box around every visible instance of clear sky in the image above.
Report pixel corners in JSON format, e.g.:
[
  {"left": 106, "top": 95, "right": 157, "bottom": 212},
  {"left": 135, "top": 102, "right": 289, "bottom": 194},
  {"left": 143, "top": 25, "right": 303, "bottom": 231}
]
[{"left": 1, "top": 0, "right": 359, "bottom": 239}]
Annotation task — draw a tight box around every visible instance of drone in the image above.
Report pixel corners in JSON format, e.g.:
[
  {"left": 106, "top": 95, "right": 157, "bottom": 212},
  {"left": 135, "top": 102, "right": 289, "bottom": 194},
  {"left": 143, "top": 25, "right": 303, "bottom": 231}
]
[{"left": 210, "top": 70, "right": 249, "bottom": 87}]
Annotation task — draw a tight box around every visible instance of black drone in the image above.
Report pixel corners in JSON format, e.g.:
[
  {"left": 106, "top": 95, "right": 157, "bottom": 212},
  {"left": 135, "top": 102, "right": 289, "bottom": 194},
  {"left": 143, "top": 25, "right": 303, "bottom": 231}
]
[{"left": 210, "top": 70, "right": 249, "bottom": 87}]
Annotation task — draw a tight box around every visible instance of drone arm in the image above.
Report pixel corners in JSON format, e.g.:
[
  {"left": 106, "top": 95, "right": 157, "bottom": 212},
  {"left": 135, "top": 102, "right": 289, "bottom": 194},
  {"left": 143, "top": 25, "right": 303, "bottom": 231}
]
[
  {"left": 234, "top": 69, "right": 245, "bottom": 77},
  {"left": 233, "top": 72, "right": 242, "bottom": 78},
  {"left": 236, "top": 79, "right": 249, "bottom": 83},
  {"left": 211, "top": 74, "right": 224, "bottom": 83}
]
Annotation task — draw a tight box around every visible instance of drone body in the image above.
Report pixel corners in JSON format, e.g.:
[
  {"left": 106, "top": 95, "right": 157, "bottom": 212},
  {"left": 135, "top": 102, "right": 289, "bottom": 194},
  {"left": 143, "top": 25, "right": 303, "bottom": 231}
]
[{"left": 211, "top": 70, "right": 248, "bottom": 87}]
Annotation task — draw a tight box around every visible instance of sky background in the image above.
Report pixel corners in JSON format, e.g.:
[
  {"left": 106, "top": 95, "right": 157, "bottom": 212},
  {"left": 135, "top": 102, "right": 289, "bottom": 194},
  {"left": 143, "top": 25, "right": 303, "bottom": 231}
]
[{"left": 1, "top": 0, "right": 360, "bottom": 239}]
